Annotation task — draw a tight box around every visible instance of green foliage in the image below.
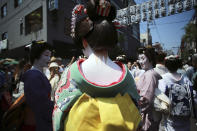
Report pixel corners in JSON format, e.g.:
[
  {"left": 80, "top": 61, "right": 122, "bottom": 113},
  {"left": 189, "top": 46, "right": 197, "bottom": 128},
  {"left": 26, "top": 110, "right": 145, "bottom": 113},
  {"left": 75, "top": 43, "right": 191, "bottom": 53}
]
[{"left": 182, "top": 23, "right": 197, "bottom": 43}]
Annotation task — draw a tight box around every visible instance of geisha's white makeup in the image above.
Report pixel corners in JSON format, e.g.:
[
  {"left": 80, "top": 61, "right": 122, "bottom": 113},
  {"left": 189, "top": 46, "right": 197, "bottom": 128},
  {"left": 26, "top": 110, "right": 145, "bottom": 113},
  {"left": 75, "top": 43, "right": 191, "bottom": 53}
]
[
  {"left": 37, "top": 50, "right": 51, "bottom": 68},
  {"left": 138, "top": 54, "right": 152, "bottom": 71}
]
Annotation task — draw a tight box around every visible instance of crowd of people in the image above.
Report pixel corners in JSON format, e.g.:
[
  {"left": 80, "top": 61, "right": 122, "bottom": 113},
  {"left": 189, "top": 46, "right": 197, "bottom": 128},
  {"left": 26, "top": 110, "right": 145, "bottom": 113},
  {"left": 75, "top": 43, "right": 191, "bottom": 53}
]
[{"left": 0, "top": 0, "right": 197, "bottom": 131}]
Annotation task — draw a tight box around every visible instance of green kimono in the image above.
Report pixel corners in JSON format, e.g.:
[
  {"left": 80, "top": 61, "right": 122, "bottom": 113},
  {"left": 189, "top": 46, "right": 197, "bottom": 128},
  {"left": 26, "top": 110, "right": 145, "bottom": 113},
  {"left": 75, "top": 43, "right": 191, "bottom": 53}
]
[{"left": 52, "top": 59, "right": 140, "bottom": 131}]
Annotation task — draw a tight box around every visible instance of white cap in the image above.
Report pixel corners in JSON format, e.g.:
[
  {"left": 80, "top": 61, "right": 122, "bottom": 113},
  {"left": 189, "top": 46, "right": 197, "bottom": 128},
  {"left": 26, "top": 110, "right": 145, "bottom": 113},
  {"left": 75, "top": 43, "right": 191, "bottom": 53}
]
[{"left": 49, "top": 62, "right": 59, "bottom": 68}]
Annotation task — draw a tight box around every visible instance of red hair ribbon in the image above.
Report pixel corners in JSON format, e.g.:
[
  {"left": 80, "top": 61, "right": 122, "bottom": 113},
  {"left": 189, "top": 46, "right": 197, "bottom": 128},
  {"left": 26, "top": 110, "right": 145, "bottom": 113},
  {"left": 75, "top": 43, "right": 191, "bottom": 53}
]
[{"left": 96, "top": 0, "right": 111, "bottom": 17}]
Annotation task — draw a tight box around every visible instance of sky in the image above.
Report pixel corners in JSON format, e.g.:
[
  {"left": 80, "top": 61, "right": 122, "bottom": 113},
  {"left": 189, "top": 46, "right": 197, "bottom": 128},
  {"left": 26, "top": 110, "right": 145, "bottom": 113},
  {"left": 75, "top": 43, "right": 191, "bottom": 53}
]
[{"left": 134, "top": 0, "right": 195, "bottom": 54}]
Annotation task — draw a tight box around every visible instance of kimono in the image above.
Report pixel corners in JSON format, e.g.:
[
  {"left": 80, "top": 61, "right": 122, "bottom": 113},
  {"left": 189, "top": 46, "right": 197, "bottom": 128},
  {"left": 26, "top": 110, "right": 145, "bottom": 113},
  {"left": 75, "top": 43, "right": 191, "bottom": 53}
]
[
  {"left": 158, "top": 73, "right": 197, "bottom": 131},
  {"left": 23, "top": 69, "right": 54, "bottom": 131},
  {"left": 52, "top": 59, "right": 140, "bottom": 131},
  {"left": 136, "top": 69, "right": 162, "bottom": 131}
]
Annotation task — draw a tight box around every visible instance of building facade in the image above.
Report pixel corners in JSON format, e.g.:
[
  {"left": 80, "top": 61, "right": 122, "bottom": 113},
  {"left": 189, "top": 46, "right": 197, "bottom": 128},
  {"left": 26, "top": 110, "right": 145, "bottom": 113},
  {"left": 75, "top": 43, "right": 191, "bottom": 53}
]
[
  {"left": 140, "top": 29, "right": 152, "bottom": 47},
  {"left": 113, "top": 0, "right": 140, "bottom": 59},
  {"left": 0, "top": 0, "right": 140, "bottom": 59}
]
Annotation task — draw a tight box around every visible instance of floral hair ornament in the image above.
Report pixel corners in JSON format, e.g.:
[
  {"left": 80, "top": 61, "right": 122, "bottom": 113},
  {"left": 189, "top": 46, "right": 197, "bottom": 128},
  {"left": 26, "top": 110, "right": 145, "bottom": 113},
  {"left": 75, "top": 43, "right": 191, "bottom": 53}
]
[
  {"left": 97, "top": 0, "right": 111, "bottom": 17},
  {"left": 71, "top": 4, "right": 86, "bottom": 38}
]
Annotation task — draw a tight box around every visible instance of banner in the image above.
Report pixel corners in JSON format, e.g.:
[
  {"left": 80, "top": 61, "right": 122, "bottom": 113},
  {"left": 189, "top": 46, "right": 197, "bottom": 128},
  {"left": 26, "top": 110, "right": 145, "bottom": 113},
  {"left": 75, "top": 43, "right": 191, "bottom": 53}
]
[{"left": 116, "top": 0, "right": 195, "bottom": 25}]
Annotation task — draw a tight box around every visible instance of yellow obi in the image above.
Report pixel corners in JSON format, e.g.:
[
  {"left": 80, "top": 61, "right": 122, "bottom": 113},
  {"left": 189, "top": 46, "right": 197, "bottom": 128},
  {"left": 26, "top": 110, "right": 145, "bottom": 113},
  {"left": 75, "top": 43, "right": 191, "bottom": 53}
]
[{"left": 64, "top": 93, "right": 141, "bottom": 131}]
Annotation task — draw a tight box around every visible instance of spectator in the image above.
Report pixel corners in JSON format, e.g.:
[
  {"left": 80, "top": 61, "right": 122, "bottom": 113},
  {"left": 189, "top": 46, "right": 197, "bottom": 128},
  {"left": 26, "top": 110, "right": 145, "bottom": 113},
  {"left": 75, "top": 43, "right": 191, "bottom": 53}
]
[
  {"left": 158, "top": 55, "right": 197, "bottom": 131},
  {"left": 154, "top": 51, "right": 168, "bottom": 76},
  {"left": 48, "top": 62, "right": 60, "bottom": 101},
  {"left": 22, "top": 40, "right": 54, "bottom": 131},
  {"left": 136, "top": 47, "right": 162, "bottom": 131}
]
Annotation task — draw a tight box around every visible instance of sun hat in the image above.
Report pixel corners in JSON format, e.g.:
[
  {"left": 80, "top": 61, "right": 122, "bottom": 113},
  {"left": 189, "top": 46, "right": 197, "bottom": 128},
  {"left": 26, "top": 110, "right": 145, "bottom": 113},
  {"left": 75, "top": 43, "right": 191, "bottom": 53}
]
[
  {"left": 50, "top": 57, "right": 57, "bottom": 62},
  {"left": 49, "top": 62, "right": 59, "bottom": 68}
]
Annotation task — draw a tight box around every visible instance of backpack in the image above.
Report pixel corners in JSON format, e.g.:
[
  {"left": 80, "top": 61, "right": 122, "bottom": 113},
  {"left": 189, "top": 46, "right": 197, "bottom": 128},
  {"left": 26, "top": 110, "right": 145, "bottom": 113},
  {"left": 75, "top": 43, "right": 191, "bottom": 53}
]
[{"left": 167, "top": 82, "right": 192, "bottom": 117}]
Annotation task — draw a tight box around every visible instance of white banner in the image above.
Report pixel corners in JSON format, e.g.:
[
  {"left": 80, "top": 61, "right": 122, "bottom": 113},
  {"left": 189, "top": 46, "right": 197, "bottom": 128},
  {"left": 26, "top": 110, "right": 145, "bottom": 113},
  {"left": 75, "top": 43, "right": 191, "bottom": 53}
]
[{"left": 116, "top": 0, "right": 195, "bottom": 25}]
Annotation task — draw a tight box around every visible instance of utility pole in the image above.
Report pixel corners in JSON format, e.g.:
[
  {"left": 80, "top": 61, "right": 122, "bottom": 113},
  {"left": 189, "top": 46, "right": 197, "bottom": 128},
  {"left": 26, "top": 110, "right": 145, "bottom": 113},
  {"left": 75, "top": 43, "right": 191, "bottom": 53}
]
[{"left": 147, "top": 21, "right": 150, "bottom": 45}]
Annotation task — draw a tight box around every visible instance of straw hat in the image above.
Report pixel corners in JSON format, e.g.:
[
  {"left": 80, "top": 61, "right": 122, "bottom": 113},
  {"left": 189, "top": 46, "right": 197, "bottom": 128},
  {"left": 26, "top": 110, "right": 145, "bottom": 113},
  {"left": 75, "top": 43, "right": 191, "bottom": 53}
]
[
  {"left": 49, "top": 62, "right": 59, "bottom": 68},
  {"left": 50, "top": 57, "right": 57, "bottom": 62}
]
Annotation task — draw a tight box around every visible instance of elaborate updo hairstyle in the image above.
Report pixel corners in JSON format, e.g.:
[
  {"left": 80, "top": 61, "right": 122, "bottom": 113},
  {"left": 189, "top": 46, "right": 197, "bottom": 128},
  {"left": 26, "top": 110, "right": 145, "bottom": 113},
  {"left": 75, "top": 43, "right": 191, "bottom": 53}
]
[
  {"left": 30, "top": 41, "right": 52, "bottom": 65},
  {"left": 155, "top": 51, "right": 167, "bottom": 63},
  {"left": 137, "top": 46, "right": 156, "bottom": 67},
  {"left": 165, "top": 55, "right": 182, "bottom": 73},
  {"left": 73, "top": 0, "right": 118, "bottom": 52}
]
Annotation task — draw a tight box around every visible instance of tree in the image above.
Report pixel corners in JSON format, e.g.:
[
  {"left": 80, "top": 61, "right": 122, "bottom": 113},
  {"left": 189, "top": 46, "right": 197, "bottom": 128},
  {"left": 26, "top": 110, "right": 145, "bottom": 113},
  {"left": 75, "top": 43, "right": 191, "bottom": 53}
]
[
  {"left": 182, "top": 4, "right": 197, "bottom": 53},
  {"left": 182, "top": 23, "right": 197, "bottom": 47}
]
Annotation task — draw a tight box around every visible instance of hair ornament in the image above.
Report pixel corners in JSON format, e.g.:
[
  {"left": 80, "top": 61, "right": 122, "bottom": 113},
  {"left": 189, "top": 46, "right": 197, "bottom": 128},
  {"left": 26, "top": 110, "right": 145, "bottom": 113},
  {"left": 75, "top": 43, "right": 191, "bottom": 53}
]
[
  {"left": 71, "top": 4, "right": 86, "bottom": 38},
  {"left": 113, "top": 20, "right": 126, "bottom": 29},
  {"left": 97, "top": 0, "right": 111, "bottom": 17},
  {"left": 36, "top": 40, "right": 45, "bottom": 44},
  {"left": 165, "top": 55, "right": 179, "bottom": 60}
]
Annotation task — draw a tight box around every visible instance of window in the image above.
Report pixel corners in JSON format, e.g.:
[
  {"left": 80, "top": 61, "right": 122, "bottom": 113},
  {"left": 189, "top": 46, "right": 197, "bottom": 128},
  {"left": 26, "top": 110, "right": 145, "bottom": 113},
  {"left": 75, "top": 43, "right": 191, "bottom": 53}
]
[
  {"left": 2, "top": 32, "right": 8, "bottom": 40},
  {"left": 14, "top": 0, "right": 23, "bottom": 8},
  {"left": 25, "top": 7, "right": 43, "bottom": 35},
  {"left": 1, "top": 4, "right": 7, "bottom": 18},
  {"left": 64, "top": 18, "right": 71, "bottom": 36},
  {"left": 20, "top": 23, "right": 23, "bottom": 35}
]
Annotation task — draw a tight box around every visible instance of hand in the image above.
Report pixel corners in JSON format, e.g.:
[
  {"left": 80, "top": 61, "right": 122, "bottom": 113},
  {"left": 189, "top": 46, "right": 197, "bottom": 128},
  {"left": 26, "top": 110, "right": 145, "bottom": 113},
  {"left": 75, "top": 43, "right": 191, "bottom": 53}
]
[{"left": 138, "top": 97, "right": 150, "bottom": 113}]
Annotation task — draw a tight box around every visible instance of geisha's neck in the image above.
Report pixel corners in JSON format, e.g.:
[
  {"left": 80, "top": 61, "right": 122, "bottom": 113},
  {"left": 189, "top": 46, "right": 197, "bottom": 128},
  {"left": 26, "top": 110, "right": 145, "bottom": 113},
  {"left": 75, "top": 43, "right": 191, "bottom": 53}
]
[
  {"left": 88, "top": 52, "right": 110, "bottom": 65},
  {"left": 81, "top": 49, "right": 122, "bottom": 85},
  {"left": 32, "top": 63, "right": 43, "bottom": 73}
]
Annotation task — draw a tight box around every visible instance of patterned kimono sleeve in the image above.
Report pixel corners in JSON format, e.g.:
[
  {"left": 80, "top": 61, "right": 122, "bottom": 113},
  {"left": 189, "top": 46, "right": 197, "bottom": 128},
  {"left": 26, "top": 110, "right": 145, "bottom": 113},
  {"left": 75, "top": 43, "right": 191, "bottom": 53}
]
[
  {"left": 52, "top": 68, "right": 82, "bottom": 131},
  {"left": 186, "top": 77, "right": 197, "bottom": 104}
]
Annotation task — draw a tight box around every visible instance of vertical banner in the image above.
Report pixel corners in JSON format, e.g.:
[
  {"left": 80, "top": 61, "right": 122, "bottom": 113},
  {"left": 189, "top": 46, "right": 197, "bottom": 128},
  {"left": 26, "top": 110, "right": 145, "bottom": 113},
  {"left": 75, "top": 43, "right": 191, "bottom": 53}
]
[
  {"left": 147, "top": 1, "right": 153, "bottom": 21},
  {"left": 154, "top": 0, "right": 160, "bottom": 18},
  {"left": 141, "top": 3, "right": 147, "bottom": 21},
  {"left": 160, "top": 0, "right": 166, "bottom": 17},
  {"left": 176, "top": 1, "right": 183, "bottom": 13},
  {"left": 183, "top": 0, "right": 192, "bottom": 11}
]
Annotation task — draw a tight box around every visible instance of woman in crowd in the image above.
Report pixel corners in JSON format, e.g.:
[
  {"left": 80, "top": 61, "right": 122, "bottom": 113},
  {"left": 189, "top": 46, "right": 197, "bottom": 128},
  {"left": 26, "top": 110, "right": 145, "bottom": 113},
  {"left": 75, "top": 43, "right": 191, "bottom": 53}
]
[
  {"left": 48, "top": 62, "right": 60, "bottom": 101},
  {"left": 53, "top": 0, "right": 140, "bottom": 131},
  {"left": 12, "top": 59, "right": 27, "bottom": 102},
  {"left": 154, "top": 51, "right": 168, "bottom": 76},
  {"left": 136, "top": 47, "right": 162, "bottom": 131},
  {"left": 158, "top": 55, "right": 197, "bottom": 131},
  {"left": 22, "top": 41, "right": 54, "bottom": 131}
]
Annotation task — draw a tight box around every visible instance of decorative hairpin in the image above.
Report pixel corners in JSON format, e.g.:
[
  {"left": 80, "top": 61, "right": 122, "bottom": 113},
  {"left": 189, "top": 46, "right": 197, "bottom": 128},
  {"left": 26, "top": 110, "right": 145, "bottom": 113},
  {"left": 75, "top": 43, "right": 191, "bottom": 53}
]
[
  {"left": 36, "top": 40, "right": 45, "bottom": 44},
  {"left": 113, "top": 20, "right": 126, "bottom": 29},
  {"left": 97, "top": 0, "right": 111, "bottom": 17},
  {"left": 71, "top": 4, "right": 85, "bottom": 38}
]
